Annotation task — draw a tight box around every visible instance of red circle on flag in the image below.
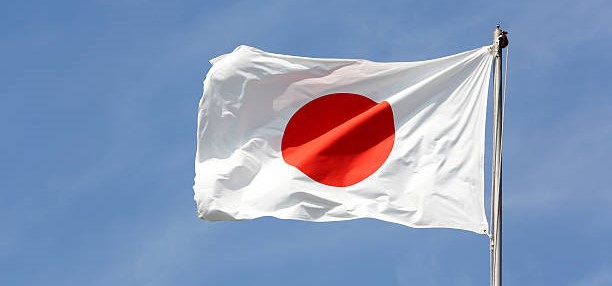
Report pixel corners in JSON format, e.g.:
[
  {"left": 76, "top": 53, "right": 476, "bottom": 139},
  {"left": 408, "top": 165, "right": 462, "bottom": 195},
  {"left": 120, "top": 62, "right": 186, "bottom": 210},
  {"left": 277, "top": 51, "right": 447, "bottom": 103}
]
[{"left": 281, "top": 93, "right": 395, "bottom": 187}]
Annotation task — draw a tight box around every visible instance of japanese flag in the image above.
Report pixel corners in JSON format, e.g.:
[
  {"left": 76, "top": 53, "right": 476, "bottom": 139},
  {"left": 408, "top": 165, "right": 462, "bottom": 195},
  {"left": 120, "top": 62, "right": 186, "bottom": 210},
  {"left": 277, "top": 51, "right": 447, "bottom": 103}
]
[{"left": 194, "top": 45, "right": 493, "bottom": 234}]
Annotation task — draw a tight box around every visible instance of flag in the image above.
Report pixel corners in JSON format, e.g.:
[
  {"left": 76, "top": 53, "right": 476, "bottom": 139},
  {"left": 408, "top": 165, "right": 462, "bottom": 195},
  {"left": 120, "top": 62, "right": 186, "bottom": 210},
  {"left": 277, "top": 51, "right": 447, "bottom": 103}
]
[{"left": 194, "top": 45, "right": 493, "bottom": 234}]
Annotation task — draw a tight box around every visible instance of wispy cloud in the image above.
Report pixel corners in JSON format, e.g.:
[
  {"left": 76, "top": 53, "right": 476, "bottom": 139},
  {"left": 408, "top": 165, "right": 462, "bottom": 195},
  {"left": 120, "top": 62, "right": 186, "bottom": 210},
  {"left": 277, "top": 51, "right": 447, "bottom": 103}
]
[{"left": 572, "top": 264, "right": 612, "bottom": 286}]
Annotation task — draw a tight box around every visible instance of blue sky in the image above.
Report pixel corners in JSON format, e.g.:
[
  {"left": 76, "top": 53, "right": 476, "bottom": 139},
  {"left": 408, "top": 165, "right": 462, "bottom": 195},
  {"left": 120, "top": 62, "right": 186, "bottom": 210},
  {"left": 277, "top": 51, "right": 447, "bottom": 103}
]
[{"left": 2, "top": 0, "right": 612, "bottom": 285}]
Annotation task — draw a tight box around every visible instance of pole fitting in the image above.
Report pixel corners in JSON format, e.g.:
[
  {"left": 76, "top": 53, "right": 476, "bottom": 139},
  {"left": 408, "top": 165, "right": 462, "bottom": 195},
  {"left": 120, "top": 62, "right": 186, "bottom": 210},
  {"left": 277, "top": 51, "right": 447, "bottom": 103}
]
[{"left": 493, "top": 25, "right": 509, "bottom": 49}]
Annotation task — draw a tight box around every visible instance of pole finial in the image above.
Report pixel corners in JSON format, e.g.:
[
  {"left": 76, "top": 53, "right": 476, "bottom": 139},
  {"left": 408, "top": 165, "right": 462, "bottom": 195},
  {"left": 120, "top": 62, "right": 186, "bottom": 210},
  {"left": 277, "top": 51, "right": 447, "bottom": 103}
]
[{"left": 493, "top": 25, "right": 509, "bottom": 49}]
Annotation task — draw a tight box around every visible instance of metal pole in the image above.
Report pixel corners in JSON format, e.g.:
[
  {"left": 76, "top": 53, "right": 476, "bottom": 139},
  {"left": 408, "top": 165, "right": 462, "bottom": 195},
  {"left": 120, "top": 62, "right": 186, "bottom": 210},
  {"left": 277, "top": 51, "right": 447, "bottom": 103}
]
[{"left": 490, "top": 24, "right": 507, "bottom": 286}]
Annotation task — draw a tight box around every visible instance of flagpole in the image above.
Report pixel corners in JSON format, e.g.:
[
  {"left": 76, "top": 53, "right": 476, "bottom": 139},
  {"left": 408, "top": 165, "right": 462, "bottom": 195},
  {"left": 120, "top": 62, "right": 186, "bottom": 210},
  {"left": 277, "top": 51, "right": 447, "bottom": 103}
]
[{"left": 490, "top": 24, "right": 508, "bottom": 286}]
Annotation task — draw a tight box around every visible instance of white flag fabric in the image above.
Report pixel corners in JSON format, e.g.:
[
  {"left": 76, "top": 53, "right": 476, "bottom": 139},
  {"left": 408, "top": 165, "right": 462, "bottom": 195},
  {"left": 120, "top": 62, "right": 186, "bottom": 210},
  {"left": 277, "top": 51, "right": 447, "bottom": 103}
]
[{"left": 194, "top": 45, "right": 493, "bottom": 234}]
